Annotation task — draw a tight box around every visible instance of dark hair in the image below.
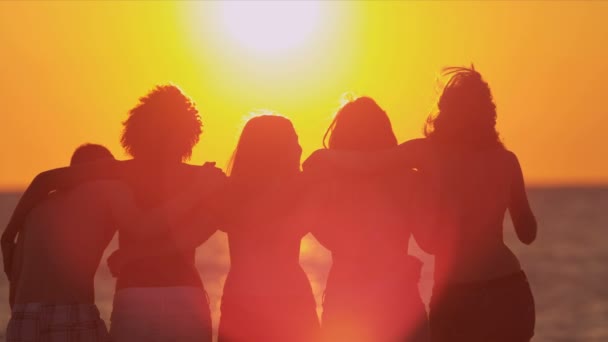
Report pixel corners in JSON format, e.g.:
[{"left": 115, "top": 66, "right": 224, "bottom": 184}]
[
  {"left": 70, "top": 144, "right": 115, "bottom": 166},
  {"left": 121, "top": 84, "right": 202, "bottom": 162},
  {"left": 228, "top": 114, "right": 301, "bottom": 182},
  {"left": 324, "top": 96, "right": 398, "bottom": 151},
  {"left": 425, "top": 66, "right": 504, "bottom": 149}
]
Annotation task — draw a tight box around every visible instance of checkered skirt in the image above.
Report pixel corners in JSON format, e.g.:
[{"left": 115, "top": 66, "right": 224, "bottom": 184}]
[{"left": 6, "top": 303, "right": 110, "bottom": 342}]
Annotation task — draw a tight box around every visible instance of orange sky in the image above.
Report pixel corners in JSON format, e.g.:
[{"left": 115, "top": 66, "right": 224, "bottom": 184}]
[{"left": 0, "top": 1, "right": 606, "bottom": 189}]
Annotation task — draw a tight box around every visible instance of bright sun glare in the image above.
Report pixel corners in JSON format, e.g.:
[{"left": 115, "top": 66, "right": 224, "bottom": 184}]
[{"left": 220, "top": 1, "right": 321, "bottom": 55}]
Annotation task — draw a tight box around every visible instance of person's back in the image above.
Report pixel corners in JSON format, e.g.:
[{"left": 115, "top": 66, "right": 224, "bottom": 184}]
[
  {"left": 107, "top": 85, "right": 220, "bottom": 342},
  {"left": 6, "top": 144, "right": 120, "bottom": 342},
  {"left": 432, "top": 147, "right": 523, "bottom": 285},
  {"left": 223, "top": 187, "right": 308, "bottom": 294},
  {"left": 217, "top": 115, "right": 319, "bottom": 342},
  {"left": 421, "top": 66, "right": 537, "bottom": 342},
  {"left": 14, "top": 181, "right": 118, "bottom": 304},
  {"left": 116, "top": 161, "right": 208, "bottom": 290}
]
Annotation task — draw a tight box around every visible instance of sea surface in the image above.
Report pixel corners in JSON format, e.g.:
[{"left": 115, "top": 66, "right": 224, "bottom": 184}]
[{"left": 0, "top": 187, "right": 606, "bottom": 342}]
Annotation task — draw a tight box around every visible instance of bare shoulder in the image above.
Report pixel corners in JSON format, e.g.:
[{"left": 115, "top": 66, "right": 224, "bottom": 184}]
[{"left": 502, "top": 149, "right": 522, "bottom": 169}]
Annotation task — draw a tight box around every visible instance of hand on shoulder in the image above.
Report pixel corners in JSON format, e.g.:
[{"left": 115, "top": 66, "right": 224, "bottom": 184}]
[{"left": 192, "top": 162, "right": 228, "bottom": 191}]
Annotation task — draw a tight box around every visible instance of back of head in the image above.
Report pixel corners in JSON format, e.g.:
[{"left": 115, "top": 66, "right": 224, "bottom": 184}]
[
  {"left": 229, "top": 114, "right": 302, "bottom": 183},
  {"left": 121, "top": 84, "right": 202, "bottom": 163},
  {"left": 70, "top": 143, "right": 115, "bottom": 166},
  {"left": 324, "top": 96, "right": 398, "bottom": 151},
  {"left": 425, "top": 66, "right": 504, "bottom": 150}
]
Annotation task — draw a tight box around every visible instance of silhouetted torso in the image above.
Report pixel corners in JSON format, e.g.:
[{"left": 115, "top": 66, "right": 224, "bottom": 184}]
[
  {"left": 116, "top": 161, "right": 205, "bottom": 290},
  {"left": 306, "top": 170, "right": 428, "bottom": 342},
  {"left": 221, "top": 176, "right": 312, "bottom": 295},
  {"left": 430, "top": 143, "right": 522, "bottom": 287},
  {"left": 15, "top": 181, "right": 121, "bottom": 304},
  {"left": 218, "top": 175, "right": 319, "bottom": 342}
]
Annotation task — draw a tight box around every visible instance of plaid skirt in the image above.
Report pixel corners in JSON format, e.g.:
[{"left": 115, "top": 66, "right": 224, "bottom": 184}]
[{"left": 6, "top": 303, "right": 110, "bottom": 342}]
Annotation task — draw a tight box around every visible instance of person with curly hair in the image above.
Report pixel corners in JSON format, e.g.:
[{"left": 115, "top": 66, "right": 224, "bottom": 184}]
[{"left": 2, "top": 85, "right": 226, "bottom": 342}]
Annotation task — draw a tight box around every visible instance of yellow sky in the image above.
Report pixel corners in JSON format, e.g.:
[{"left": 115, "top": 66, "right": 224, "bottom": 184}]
[{"left": 0, "top": 1, "right": 606, "bottom": 189}]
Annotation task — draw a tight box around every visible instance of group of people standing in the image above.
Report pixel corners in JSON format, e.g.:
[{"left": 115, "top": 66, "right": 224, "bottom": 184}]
[{"left": 2, "top": 66, "right": 537, "bottom": 342}]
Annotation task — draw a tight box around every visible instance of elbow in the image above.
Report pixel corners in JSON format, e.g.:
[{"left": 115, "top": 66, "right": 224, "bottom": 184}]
[
  {"left": 515, "top": 217, "right": 537, "bottom": 245},
  {"left": 520, "top": 231, "right": 536, "bottom": 245}
]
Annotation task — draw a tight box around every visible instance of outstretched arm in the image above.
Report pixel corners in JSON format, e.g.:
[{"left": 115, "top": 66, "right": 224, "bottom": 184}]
[
  {"left": 2, "top": 160, "right": 126, "bottom": 244},
  {"left": 106, "top": 164, "right": 227, "bottom": 239},
  {"left": 106, "top": 166, "right": 228, "bottom": 276},
  {"left": 302, "top": 138, "right": 431, "bottom": 177},
  {"left": 1, "top": 160, "right": 127, "bottom": 278},
  {"left": 107, "top": 206, "right": 225, "bottom": 278},
  {"left": 508, "top": 152, "right": 537, "bottom": 245}
]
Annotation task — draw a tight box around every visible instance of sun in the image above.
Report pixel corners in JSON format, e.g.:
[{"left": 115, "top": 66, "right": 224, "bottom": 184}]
[{"left": 220, "top": 1, "right": 322, "bottom": 55}]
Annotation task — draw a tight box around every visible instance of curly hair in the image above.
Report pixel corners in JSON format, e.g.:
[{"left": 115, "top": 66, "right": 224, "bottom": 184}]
[
  {"left": 424, "top": 66, "right": 504, "bottom": 149},
  {"left": 324, "top": 96, "right": 398, "bottom": 151},
  {"left": 121, "top": 84, "right": 202, "bottom": 161}
]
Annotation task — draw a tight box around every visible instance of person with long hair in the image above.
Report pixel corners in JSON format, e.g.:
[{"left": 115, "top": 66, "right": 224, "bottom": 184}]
[
  {"left": 2, "top": 85, "right": 226, "bottom": 342},
  {"left": 307, "top": 96, "right": 432, "bottom": 342},
  {"left": 422, "top": 66, "right": 536, "bottom": 342},
  {"left": 216, "top": 114, "right": 319, "bottom": 342},
  {"left": 305, "top": 67, "right": 537, "bottom": 342}
]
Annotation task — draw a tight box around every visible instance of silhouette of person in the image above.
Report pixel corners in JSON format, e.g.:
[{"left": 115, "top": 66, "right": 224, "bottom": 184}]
[
  {"left": 215, "top": 114, "right": 320, "bottom": 342},
  {"left": 303, "top": 96, "right": 432, "bottom": 342},
  {"left": 2, "top": 85, "right": 226, "bottom": 342},
  {"left": 422, "top": 67, "right": 537, "bottom": 342},
  {"left": 305, "top": 67, "right": 537, "bottom": 342},
  {"left": 2, "top": 144, "right": 214, "bottom": 342},
  {"left": 3, "top": 145, "right": 118, "bottom": 341}
]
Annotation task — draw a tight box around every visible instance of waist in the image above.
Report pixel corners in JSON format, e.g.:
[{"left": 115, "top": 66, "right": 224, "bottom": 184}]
[
  {"left": 12, "top": 303, "right": 101, "bottom": 322},
  {"left": 224, "top": 266, "right": 312, "bottom": 295},
  {"left": 437, "top": 270, "right": 527, "bottom": 292},
  {"left": 116, "top": 259, "right": 203, "bottom": 290},
  {"left": 228, "top": 259, "right": 302, "bottom": 273},
  {"left": 112, "top": 287, "right": 209, "bottom": 316},
  {"left": 331, "top": 254, "right": 422, "bottom": 277}
]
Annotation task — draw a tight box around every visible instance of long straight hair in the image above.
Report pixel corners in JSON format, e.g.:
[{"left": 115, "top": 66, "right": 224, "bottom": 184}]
[{"left": 228, "top": 114, "right": 302, "bottom": 184}]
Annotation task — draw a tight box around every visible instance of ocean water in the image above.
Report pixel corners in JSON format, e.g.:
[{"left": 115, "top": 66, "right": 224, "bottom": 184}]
[{"left": 0, "top": 187, "right": 606, "bottom": 342}]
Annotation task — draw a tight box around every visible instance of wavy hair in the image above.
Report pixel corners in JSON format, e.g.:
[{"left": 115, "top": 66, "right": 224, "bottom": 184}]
[
  {"left": 424, "top": 66, "right": 504, "bottom": 149},
  {"left": 121, "top": 84, "right": 202, "bottom": 162},
  {"left": 323, "top": 96, "right": 398, "bottom": 151}
]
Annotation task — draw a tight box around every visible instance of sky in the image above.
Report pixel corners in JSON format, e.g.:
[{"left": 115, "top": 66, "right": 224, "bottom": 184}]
[{"left": 0, "top": 1, "right": 606, "bottom": 189}]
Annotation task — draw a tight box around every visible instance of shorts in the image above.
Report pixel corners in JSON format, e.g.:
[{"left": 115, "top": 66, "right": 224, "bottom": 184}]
[{"left": 430, "top": 271, "right": 535, "bottom": 342}]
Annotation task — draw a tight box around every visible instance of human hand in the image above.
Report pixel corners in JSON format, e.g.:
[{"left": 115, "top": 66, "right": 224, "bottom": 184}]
[{"left": 194, "top": 162, "right": 227, "bottom": 193}]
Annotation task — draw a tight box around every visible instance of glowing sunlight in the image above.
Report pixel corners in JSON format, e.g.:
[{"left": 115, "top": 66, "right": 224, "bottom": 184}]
[{"left": 219, "top": 1, "right": 322, "bottom": 55}]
